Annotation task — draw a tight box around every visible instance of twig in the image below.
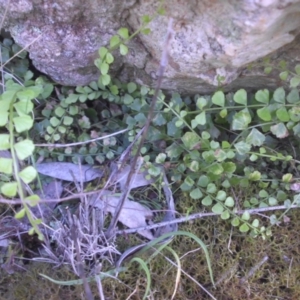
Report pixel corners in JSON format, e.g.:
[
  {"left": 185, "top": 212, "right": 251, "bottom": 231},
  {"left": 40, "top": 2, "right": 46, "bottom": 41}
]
[
  {"left": 115, "top": 204, "right": 300, "bottom": 236},
  {"left": 0, "top": 0, "right": 10, "bottom": 32},
  {"left": 239, "top": 255, "right": 269, "bottom": 284},
  {"left": 163, "top": 255, "right": 217, "bottom": 300},
  {"left": 0, "top": 35, "right": 42, "bottom": 70},
  {"left": 105, "top": 18, "right": 174, "bottom": 238},
  {"left": 70, "top": 217, "right": 94, "bottom": 300},
  {"left": 35, "top": 128, "right": 128, "bottom": 147}
]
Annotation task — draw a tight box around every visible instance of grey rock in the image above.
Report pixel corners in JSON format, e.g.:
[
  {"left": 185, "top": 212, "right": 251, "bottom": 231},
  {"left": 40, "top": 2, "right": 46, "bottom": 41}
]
[{"left": 1, "top": 0, "right": 300, "bottom": 93}]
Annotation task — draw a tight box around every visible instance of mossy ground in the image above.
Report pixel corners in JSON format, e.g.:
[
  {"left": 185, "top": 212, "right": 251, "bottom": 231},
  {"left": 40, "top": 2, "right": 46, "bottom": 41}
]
[{"left": 1, "top": 193, "right": 300, "bottom": 300}]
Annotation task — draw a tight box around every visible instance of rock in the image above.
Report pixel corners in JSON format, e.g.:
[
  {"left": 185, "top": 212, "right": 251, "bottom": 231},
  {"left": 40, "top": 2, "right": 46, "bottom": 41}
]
[{"left": 1, "top": 0, "right": 300, "bottom": 93}]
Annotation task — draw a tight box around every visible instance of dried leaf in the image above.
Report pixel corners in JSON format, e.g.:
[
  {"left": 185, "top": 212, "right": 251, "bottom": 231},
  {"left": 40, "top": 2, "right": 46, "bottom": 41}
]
[
  {"left": 115, "top": 165, "right": 154, "bottom": 190},
  {"left": 92, "top": 190, "right": 153, "bottom": 240},
  {"left": 36, "top": 162, "right": 103, "bottom": 182}
]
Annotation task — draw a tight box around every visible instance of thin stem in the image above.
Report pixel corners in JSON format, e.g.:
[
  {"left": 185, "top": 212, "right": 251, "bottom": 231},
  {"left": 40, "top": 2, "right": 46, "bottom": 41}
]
[{"left": 105, "top": 18, "right": 174, "bottom": 237}]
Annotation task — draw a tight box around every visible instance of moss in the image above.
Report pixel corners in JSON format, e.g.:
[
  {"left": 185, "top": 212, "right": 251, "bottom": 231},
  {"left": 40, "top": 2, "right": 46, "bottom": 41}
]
[
  {"left": 1, "top": 194, "right": 300, "bottom": 299},
  {"left": 99, "top": 203, "right": 300, "bottom": 299},
  {"left": 0, "top": 263, "right": 101, "bottom": 300}
]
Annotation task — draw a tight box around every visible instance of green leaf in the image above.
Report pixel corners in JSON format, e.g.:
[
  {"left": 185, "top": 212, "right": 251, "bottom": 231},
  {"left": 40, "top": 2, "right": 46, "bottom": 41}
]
[
  {"left": 181, "top": 132, "right": 200, "bottom": 150},
  {"left": 0, "top": 90, "right": 16, "bottom": 107},
  {"left": 189, "top": 160, "right": 199, "bottom": 172},
  {"left": 233, "top": 89, "right": 247, "bottom": 105},
  {"left": 246, "top": 128, "right": 265, "bottom": 146},
  {"left": 25, "top": 194, "right": 40, "bottom": 207},
  {"left": 0, "top": 111, "right": 8, "bottom": 126},
  {"left": 284, "top": 199, "right": 291, "bottom": 209},
  {"left": 202, "top": 131, "right": 211, "bottom": 140},
  {"left": 242, "top": 212, "right": 250, "bottom": 221},
  {"left": 250, "top": 154, "right": 258, "bottom": 161},
  {"left": 117, "top": 27, "right": 129, "bottom": 39},
  {"left": 14, "top": 139, "right": 35, "bottom": 160},
  {"left": 127, "top": 82, "right": 137, "bottom": 93},
  {"left": 14, "top": 99, "right": 33, "bottom": 116},
  {"left": 295, "top": 64, "right": 300, "bottom": 75},
  {"left": 219, "top": 108, "right": 227, "bottom": 118},
  {"left": 293, "top": 123, "right": 300, "bottom": 136},
  {"left": 65, "top": 93, "right": 79, "bottom": 104},
  {"left": 222, "top": 181, "right": 231, "bottom": 189},
  {"left": 100, "top": 62, "right": 109, "bottom": 75},
  {"left": 222, "top": 162, "right": 236, "bottom": 173},
  {"left": 123, "top": 93, "right": 134, "bottom": 105},
  {"left": 231, "top": 217, "right": 240, "bottom": 227},
  {"left": 287, "top": 89, "right": 299, "bottom": 103},
  {"left": 276, "top": 107, "right": 290, "bottom": 122},
  {"left": 19, "top": 166, "right": 37, "bottom": 184},
  {"left": 239, "top": 223, "right": 250, "bottom": 233},
  {"left": 106, "top": 53, "right": 114, "bottom": 64},
  {"left": 195, "top": 111, "right": 206, "bottom": 125},
  {"left": 79, "top": 94, "right": 88, "bottom": 102},
  {"left": 50, "top": 116, "right": 60, "bottom": 127},
  {"left": 202, "top": 195, "right": 212, "bottom": 206},
  {"left": 13, "top": 115, "right": 34, "bottom": 132},
  {"left": 16, "top": 89, "right": 36, "bottom": 101},
  {"left": 148, "top": 165, "right": 161, "bottom": 177},
  {"left": 40, "top": 83, "right": 54, "bottom": 99},
  {"left": 98, "top": 47, "right": 108, "bottom": 59},
  {"left": 234, "top": 141, "right": 251, "bottom": 155},
  {"left": 273, "top": 87, "right": 285, "bottom": 104},
  {"left": 268, "top": 197, "right": 277, "bottom": 206},
  {"left": 208, "top": 164, "right": 224, "bottom": 175},
  {"left": 14, "top": 207, "right": 26, "bottom": 219},
  {"left": 184, "top": 176, "right": 195, "bottom": 187},
  {"left": 279, "top": 71, "right": 289, "bottom": 81},
  {"left": 140, "top": 86, "right": 149, "bottom": 96},
  {"left": 0, "top": 134, "right": 10, "bottom": 150},
  {"left": 142, "top": 15, "right": 151, "bottom": 24},
  {"left": 214, "top": 149, "right": 227, "bottom": 162},
  {"left": 222, "top": 141, "right": 230, "bottom": 149},
  {"left": 175, "top": 120, "right": 183, "bottom": 127},
  {"left": 252, "top": 219, "right": 259, "bottom": 227},
  {"left": 270, "top": 123, "right": 289, "bottom": 139},
  {"left": 264, "top": 66, "right": 272, "bottom": 74},
  {"left": 290, "top": 76, "right": 300, "bottom": 88},
  {"left": 100, "top": 74, "right": 111, "bottom": 86},
  {"left": 232, "top": 110, "right": 251, "bottom": 130},
  {"left": 120, "top": 44, "right": 128, "bottom": 56},
  {"left": 257, "top": 106, "right": 271, "bottom": 121},
  {"left": 55, "top": 106, "right": 65, "bottom": 118},
  {"left": 259, "top": 189, "right": 269, "bottom": 198},
  {"left": 216, "top": 190, "right": 226, "bottom": 201},
  {"left": 197, "top": 175, "right": 209, "bottom": 187},
  {"left": 63, "top": 116, "right": 73, "bottom": 126},
  {"left": 1, "top": 181, "right": 18, "bottom": 197},
  {"left": 196, "top": 97, "right": 208, "bottom": 110},
  {"left": 190, "top": 188, "right": 203, "bottom": 200},
  {"left": 289, "top": 107, "right": 300, "bottom": 122},
  {"left": 212, "top": 91, "right": 225, "bottom": 107},
  {"left": 109, "top": 85, "right": 119, "bottom": 95},
  {"left": 110, "top": 35, "right": 120, "bottom": 48},
  {"left": 255, "top": 89, "right": 269, "bottom": 104},
  {"left": 248, "top": 171, "right": 261, "bottom": 181},
  {"left": 282, "top": 173, "right": 293, "bottom": 182},
  {"left": 0, "top": 157, "right": 13, "bottom": 174},
  {"left": 158, "top": 7, "right": 165, "bottom": 15},
  {"left": 212, "top": 203, "right": 224, "bottom": 214},
  {"left": 89, "top": 81, "right": 98, "bottom": 90},
  {"left": 225, "top": 197, "right": 234, "bottom": 207},
  {"left": 58, "top": 126, "right": 66, "bottom": 134},
  {"left": 207, "top": 183, "right": 217, "bottom": 193},
  {"left": 141, "top": 28, "right": 151, "bottom": 35},
  {"left": 221, "top": 210, "right": 230, "bottom": 220}
]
